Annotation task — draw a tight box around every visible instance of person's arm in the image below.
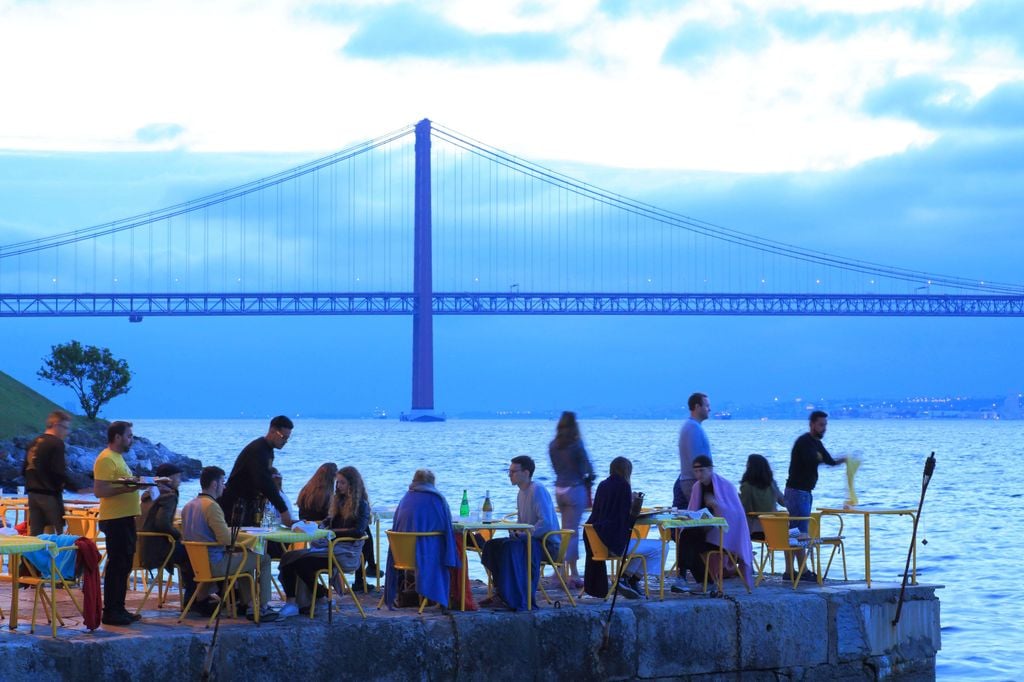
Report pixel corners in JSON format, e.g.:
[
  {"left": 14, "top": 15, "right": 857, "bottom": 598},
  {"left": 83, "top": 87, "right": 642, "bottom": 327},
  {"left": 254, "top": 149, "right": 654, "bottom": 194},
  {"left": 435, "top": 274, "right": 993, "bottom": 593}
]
[
  {"left": 93, "top": 456, "right": 138, "bottom": 498},
  {"left": 204, "top": 500, "right": 233, "bottom": 546},
  {"left": 154, "top": 495, "right": 181, "bottom": 540},
  {"left": 772, "top": 480, "right": 786, "bottom": 506},
  {"left": 46, "top": 441, "right": 70, "bottom": 491},
  {"left": 819, "top": 443, "right": 845, "bottom": 466}
]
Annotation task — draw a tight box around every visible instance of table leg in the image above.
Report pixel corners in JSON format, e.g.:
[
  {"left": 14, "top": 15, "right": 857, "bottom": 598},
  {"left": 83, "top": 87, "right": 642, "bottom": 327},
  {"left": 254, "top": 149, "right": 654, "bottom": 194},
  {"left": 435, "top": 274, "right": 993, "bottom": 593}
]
[
  {"left": 375, "top": 515, "right": 382, "bottom": 587},
  {"left": 9, "top": 555, "right": 19, "bottom": 630},
  {"left": 659, "top": 526, "right": 667, "bottom": 601},
  {"left": 460, "top": 529, "right": 468, "bottom": 612},
  {"left": 526, "top": 531, "right": 532, "bottom": 611},
  {"left": 864, "top": 515, "right": 872, "bottom": 588}
]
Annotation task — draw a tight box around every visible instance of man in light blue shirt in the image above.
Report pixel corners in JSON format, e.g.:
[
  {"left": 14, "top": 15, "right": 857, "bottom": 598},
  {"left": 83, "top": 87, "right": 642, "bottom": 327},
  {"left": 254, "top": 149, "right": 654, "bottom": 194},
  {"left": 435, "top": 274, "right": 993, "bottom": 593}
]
[{"left": 674, "top": 392, "right": 711, "bottom": 508}]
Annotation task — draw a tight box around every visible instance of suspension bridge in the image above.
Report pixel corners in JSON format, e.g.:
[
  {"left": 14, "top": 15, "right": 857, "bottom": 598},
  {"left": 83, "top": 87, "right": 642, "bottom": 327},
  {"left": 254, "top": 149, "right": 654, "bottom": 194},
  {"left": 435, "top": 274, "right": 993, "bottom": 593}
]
[{"left": 2, "top": 119, "right": 1022, "bottom": 418}]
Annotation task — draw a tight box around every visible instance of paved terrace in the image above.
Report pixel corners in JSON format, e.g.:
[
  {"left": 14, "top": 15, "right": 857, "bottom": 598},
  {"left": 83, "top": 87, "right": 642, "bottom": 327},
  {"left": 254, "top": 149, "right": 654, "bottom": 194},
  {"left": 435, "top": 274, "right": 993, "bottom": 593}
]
[{"left": 0, "top": 572, "right": 940, "bottom": 682}]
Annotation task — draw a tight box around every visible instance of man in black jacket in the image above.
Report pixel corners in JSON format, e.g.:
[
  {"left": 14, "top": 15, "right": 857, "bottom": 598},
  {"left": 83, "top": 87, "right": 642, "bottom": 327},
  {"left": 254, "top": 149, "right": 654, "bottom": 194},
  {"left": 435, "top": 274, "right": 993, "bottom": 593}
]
[
  {"left": 219, "top": 416, "right": 296, "bottom": 527},
  {"left": 23, "top": 410, "right": 73, "bottom": 535}
]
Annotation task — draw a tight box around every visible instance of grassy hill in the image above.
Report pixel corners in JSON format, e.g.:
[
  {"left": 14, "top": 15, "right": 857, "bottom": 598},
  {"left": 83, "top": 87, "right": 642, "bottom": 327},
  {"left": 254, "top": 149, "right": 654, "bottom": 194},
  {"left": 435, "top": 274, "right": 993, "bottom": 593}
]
[{"left": 0, "top": 370, "right": 74, "bottom": 439}]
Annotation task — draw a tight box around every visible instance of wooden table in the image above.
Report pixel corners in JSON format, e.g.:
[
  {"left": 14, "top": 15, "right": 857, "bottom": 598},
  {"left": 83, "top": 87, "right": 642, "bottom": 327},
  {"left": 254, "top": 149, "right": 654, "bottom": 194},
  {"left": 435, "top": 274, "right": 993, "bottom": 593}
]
[
  {"left": 0, "top": 534, "right": 55, "bottom": 631},
  {"left": 452, "top": 520, "right": 533, "bottom": 611},
  {"left": 818, "top": 507, "right": 917, "bottom": 587},
  {"left": 635, "top": 513, "right": 729, "bottom": 599}
]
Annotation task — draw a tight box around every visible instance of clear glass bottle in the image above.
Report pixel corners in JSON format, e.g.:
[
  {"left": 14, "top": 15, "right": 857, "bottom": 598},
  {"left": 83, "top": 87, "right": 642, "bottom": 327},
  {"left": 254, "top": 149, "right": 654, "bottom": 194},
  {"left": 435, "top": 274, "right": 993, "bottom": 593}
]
[{"left": 482, "top": 490, "right": 493, "bottom": 522}]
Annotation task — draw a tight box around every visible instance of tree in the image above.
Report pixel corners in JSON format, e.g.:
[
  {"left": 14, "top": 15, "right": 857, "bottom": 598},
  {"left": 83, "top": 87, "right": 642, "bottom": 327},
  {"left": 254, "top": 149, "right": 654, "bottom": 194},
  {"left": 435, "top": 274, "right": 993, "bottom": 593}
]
[{"left": 38, "top": 341, "right": 132, "bottom": 420}]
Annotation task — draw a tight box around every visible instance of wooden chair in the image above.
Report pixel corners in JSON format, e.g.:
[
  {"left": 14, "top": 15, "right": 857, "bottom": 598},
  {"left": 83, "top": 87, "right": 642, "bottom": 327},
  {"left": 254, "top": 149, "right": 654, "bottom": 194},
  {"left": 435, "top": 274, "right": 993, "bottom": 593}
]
[
  {"left": 178, "top": 542, "right": 258, "bottom": 626},
  {"left": 131, "top": 531, "right": 181, "bottom": 613},
  {"left": 582, "top": 523, "right": 649, "bottom": 599},
  {"left": 537, "top": 529, "right": 577, "bottom": 606},
  {"left": 310, "top": 535, "right": 368, "bottom": 620},
  {"left": 755, "top": 514, "right": 819, "bottom": 588},
  {"left": 378, "top": 530, "right": 445, "bottom": 613}
]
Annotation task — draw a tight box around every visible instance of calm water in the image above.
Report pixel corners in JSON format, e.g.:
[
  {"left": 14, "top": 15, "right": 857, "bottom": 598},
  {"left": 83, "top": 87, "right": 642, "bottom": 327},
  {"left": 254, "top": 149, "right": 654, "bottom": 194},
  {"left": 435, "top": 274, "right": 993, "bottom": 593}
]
[{"left": 133, "top": 417, "right": 1023, "bottom": 681}]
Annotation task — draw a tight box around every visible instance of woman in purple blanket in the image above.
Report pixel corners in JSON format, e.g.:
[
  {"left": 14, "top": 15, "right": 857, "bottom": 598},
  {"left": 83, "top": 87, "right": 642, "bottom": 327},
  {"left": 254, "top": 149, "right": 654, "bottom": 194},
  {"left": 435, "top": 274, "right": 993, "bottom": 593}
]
[{"left": 382, "top": 469, "right": 458, "bottom": 610}]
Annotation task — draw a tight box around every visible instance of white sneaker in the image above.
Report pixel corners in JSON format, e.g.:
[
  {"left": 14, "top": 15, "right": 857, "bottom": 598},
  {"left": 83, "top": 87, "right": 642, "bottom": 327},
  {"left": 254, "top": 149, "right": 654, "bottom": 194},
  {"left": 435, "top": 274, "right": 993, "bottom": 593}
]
[{"left": 279, "top": 603, "right": 300, "bottom": 619}]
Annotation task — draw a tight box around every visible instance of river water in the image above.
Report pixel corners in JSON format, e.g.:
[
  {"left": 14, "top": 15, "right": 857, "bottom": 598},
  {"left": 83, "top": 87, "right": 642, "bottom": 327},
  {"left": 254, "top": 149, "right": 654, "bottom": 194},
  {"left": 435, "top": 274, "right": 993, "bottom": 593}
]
[{"left": 132, "top": 417, "right": 1022, "bottom": 681}]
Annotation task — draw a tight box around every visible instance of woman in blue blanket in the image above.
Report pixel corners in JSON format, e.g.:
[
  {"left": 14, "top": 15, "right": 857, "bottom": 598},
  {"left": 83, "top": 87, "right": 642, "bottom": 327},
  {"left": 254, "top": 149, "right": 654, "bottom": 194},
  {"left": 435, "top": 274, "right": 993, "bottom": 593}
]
[{"left": 382, "top": 469, "right": 458, "bottom": 610}]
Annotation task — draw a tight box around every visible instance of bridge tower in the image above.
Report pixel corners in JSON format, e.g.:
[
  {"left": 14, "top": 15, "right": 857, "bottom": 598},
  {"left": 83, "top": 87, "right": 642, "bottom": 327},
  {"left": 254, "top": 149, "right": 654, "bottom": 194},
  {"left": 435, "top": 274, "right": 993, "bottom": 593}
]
[{"left": 401, "top": 119, "right": 445, "bottom": 422}]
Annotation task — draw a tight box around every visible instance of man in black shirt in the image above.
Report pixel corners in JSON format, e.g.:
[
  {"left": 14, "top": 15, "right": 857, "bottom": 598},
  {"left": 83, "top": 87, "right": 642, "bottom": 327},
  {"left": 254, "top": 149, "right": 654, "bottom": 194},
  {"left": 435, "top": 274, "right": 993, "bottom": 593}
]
[
  {"left": 783, "top": 410, "right": 846, "bottom": 579},
  {"left": 220, "top": 416, "right": 296, "bottom": 527},
  {"left": 23, "top": 410, "right": 73, "bottom": 535}
]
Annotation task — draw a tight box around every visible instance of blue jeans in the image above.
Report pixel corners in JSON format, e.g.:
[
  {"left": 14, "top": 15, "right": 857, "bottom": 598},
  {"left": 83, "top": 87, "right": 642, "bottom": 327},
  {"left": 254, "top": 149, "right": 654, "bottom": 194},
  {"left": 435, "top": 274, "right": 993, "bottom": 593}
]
[{"left": 783, "top": 487, "right": 812, "bottom": 533}]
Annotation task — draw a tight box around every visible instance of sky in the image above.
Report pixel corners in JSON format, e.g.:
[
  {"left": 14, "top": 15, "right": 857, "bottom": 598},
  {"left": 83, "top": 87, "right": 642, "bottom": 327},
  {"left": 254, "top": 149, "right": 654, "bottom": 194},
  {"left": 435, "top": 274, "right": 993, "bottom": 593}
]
[{"left": 1, "top": 0, "right": 1022, "bottom": 419}]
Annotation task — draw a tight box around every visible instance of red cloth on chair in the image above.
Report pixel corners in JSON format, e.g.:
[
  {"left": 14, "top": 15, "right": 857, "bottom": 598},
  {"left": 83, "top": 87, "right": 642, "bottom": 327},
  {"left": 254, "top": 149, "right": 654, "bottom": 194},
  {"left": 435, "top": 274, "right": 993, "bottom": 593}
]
[
  {"left": 449, "top": 534, "right": 478, "bottom": 611},
  {"left": 15, "top": 521, "right": 28, "bottom": 535},
  {"left": 74, "top": 536, "right": 102, "bottom": 630}
]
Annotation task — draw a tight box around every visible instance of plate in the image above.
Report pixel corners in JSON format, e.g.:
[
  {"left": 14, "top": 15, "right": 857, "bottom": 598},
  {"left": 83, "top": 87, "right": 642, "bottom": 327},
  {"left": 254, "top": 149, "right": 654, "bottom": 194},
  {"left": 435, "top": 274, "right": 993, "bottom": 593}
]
[{"left": 240, "top": 527, "right": 270, "bottom": 534}]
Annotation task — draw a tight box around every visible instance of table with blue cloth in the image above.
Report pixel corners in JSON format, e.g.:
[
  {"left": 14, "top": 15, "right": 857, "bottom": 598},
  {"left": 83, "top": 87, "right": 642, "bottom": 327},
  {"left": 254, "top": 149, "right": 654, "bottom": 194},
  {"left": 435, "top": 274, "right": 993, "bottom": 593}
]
[{"left": 0, "top": 534, "right": 57, "bottom": 631}]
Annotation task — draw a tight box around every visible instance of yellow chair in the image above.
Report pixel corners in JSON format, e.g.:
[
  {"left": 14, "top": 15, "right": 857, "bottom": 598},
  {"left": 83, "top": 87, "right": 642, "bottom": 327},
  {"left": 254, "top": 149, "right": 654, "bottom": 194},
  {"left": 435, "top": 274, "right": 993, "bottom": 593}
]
[
  {"left": 131, "top": 531, "right": 181, "bottom": 613},
  {"left": 178, "top": 541, "right": 258, "bottom": 626},
  {"left": 310, "top": 535, "right": 368, "bottom": 620},
  {"left": 747, "top": 511, "right": 774, "bottom": 576},
  {"left": 810, "top": 511, "right": 847, "bottom": 581},
  {"left": 537, "top": 529, "right": 577, "bottom": 607},
  {"left": 19, "top": 543, "right": 83, "bottom": 637},
  {"left": 64, "top": 509, "right": 105, "bottom": 567},
  {"left": 582, "top": 524, "right": 649, "bottom": 599},
  {"left": 755, "top": 514, "right": 819, "bottom": 588},
  {"left": 379, "top": 530, "right": 444, "bottom": 613}
]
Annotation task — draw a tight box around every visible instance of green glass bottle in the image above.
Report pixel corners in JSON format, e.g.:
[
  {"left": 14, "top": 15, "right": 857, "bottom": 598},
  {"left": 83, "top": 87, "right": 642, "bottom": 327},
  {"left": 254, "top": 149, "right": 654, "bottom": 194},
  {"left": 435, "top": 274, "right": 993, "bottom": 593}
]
[{"left": 460, "top": 489, "right": 470, "bottom": 518}]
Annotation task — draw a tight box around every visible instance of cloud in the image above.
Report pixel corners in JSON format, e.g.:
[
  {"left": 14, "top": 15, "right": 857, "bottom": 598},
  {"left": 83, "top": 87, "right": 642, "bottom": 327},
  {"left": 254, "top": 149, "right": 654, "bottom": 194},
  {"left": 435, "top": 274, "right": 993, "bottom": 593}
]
[
  {"left": 661, "top": 16, "right": 770, "bottom": 70},
  {"left": 340, "top": 3, "right": 569, "bottom": 62},
  {"left": 135, "top": 123, "right": 185, "bottom": 144},
  {"left": 863, "top": 74, "right": 1024, "bottom": 130},
  {"left": 957, "top": 0, "right": 1024, "bottom": 54}
]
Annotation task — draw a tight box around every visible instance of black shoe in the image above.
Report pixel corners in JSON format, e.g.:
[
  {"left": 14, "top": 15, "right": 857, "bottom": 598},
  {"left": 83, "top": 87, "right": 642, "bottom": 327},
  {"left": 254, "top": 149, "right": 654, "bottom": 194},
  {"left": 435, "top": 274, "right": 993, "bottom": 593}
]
[
  {"left": 247, "top": 608, "right": 279, "bottom": 622},
  {"left": 121, "top": 610, "right": 142, "bottom": 623},
  {"left": 101, "top": 611, "right": 136, "bottom": 626}
]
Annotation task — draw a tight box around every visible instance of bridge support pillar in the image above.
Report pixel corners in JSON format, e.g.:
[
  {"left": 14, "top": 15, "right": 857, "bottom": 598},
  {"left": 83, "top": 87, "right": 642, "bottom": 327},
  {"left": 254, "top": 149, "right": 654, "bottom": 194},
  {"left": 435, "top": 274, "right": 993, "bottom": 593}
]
[{"left": 403, "top": 118, "right": 445, "bottom": 422}]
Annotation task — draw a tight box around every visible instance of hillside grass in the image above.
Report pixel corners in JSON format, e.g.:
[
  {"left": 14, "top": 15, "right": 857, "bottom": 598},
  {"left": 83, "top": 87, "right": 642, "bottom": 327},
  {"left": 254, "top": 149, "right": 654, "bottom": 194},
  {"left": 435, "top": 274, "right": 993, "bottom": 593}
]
[{"left": 0, "top": 370, "right": 76, "bottom": 439}]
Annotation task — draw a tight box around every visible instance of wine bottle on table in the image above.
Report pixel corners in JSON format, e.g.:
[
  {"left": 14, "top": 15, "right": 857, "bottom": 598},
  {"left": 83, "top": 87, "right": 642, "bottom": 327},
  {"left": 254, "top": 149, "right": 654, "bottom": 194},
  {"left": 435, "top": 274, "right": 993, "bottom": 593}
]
[
  {"left": 460, "top": 489, "right": 470, "bottom": 519},
  {"left": 482, "top": 490, "right": 493, "bottom": 522}
]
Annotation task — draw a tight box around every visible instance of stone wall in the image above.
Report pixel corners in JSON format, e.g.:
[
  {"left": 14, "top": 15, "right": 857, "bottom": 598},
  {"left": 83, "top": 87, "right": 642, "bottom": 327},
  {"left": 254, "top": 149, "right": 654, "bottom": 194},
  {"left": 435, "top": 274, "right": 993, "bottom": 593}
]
[{"left": 0, "top": 584, "right": 939, "bottom": 681}]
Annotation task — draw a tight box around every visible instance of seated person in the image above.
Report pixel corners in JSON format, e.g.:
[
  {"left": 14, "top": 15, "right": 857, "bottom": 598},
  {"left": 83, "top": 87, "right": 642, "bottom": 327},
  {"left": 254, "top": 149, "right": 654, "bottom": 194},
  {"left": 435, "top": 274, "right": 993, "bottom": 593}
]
[
  {"left": 139, "top": 463, "right": 196, "bottom": 601},
  {"left": 382, "top": 469, "right": 458, "bottom": 610},
  {"left": 276, "top": 466, "right": 370, "bottom": 618},
  {"left": 480, "top": 455, "right": 559, "bottom": 610},
  {"left": 739, "top": 454, "right": 785, "bottom": 540},
  {"left": 678, "top": 455, "right": 754, "bottom": 590},
  {"left": 181, "top": 466, "right": 278, "bottom": 621},
  {"left": 582, "top": 456, "right": 659, "bottom": 599},
  {"left": 296, "top": 463, "right": 338, "bottom": 523}
]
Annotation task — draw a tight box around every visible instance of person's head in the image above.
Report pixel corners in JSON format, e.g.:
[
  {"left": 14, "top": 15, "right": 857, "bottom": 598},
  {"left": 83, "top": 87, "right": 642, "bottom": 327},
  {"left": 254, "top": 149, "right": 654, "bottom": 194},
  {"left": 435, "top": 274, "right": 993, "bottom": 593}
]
[
  {"left": 45, "top": 410, "right": 72, "bottom": 439},
  {"left": 508, "top": 455, "right": 535, "bottom": 488},
  {"left": 809, "top": 410, "right": 828, "bottom": 438},
  {"left": 554, "top": 411, "right": 581, "bottom": 446},
  {"left": 200, "top": 466, "right": 226, "bottom": 495},
  {"left": 740, "top": 454, "right": 773, "bottom": 489},
  {"left": 688, "top": 392, "right": 710, "bottom": 422},
  {"left": 107, "top": 420, "right": 134, "bottom": 453},
  {"left": 266, "top": 415, "right": 294, "bottom": 449},
  {"left": 332, "top": 466, "right": 367, "bottom": 522},
  {"left": 411, "top": 469, "right": 435, "bottom": 487},
  {"left": 270, "top": 467, "right": 283, "bottom": 491},
  {"left": 297, "top": 462, "right": 338, "bottom": 516},
  {"left": 609, "top": 456, "right": 632, "bottom": 483},
  {"left": 155, "top": 463, "right": 183, "bottom": 490},
  {"left": 692, "top": 455, "right": 714, "bottom": 485}
]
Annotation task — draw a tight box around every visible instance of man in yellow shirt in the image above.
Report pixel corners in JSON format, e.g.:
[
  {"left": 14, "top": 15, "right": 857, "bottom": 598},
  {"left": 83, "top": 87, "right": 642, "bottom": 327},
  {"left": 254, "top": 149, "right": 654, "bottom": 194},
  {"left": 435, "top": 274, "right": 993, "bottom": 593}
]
[{"left": 93, "top": 421, "right": 142, "bottom": 626}]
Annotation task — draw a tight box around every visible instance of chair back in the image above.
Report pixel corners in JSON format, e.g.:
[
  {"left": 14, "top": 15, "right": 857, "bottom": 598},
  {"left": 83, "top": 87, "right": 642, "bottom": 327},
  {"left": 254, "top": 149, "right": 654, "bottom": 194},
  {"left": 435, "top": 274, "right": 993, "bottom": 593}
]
[
  {"left": 631, "top": 522, "right": 653, "bottom": 540},
  {"left": 135, "top": 531, "right": 176, "bottom": 571},
  {"left": 385, "top": 531, "right": 442, "bottom": 571},
  {"left": 582, "top": 524, "right": 613, "bottom": 561},
  {"left": 64, "top": 510, "right": 100, "bottom": 540},
  {"left": 759, "top": 514, "right": 797, "bottom": 551},
  {"left": 182, "top": 541, "right": 216, "bottom": 582},
  {"left": 809, "top": 511, "right": 842, "bottom": 540},
  {"left": 540, "top": 529, "right": 573, "bottom": 565}
]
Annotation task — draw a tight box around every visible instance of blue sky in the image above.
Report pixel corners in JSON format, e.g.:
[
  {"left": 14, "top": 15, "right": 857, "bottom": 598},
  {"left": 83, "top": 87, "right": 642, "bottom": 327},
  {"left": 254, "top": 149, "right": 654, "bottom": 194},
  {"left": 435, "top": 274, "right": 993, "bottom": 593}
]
[{"left": 1, "top": 0, "right": 1022, "bottom": 418}]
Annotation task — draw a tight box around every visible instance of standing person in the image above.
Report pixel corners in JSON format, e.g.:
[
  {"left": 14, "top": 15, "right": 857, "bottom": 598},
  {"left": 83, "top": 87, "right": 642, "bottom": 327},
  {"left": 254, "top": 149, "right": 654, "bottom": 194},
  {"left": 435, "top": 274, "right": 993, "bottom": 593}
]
[
  {"left": 548, "top": 411, "right": 594, "bottom": 589},
  {"left": 23, "top": 410, "right": 73, "bottom": 535},
  {"left": 739, "top": 454, "right": 786, "bottom": 539},
  {"left": 93, "top": 420, "right": 142, "bottom": 626},
  {"left": 784, "top": 410, "right": 846, "bottom": 580},
  {"left": 219, "top": 416, "right": 295, "bottom": 527},
  {"left": 181, "top": 466, "right": 278, "bottom": 621},
  {"left": 673, "top": 392, "right": 711, "bottom": 579},
  {"left": 675, "top": 392, "right": 711, "bottom": 508},
  {"left": 481, "top": 456, "right": 560, "bottom": 610}
]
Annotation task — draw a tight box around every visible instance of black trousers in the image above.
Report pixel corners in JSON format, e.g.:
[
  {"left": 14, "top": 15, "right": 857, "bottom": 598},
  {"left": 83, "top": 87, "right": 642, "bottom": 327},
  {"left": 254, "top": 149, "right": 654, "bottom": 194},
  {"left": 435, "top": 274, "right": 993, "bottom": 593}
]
[
  {"left": 99, "top": 516, "right": 137, "bottom": 614},
  {"left": 677, "top": 528, "right": 716, "bottom": 584}
]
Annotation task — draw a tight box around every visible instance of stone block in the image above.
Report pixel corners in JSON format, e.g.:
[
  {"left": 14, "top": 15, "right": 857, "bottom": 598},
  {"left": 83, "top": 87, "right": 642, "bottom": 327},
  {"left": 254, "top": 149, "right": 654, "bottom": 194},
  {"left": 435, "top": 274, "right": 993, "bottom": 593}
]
[
  {"left": 634, "top": 598, "right": 737, "bottom": 678},
  {"left": 737, "top": 592, "right": 828, "bottom": 670}
]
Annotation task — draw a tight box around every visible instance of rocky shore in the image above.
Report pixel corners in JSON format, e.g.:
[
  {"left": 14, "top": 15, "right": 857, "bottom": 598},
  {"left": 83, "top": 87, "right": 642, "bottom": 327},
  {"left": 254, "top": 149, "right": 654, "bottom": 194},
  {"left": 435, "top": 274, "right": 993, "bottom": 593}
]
[{"left": 0, "top": 421, "right": 201, "bottom": 493}]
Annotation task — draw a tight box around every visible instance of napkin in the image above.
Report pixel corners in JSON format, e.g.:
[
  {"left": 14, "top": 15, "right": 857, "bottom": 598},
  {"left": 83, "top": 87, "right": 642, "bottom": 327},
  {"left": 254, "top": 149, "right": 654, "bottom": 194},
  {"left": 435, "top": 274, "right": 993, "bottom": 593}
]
[{"left": 291, "top": 520, "right": 318, "bottom": 535}]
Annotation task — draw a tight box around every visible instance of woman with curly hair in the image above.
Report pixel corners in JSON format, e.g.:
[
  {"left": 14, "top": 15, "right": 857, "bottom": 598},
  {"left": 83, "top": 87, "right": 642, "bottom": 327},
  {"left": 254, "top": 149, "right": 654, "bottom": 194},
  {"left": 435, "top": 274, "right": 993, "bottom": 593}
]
[
  {"left": 739, "top": 453, "right": 785, "bottom": 539},
  {"left": 296, "top": 462, "right": 338, "bottom": 523},
  {"left": 332, "top": 467, "right": 374, "bottom": 590}
]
